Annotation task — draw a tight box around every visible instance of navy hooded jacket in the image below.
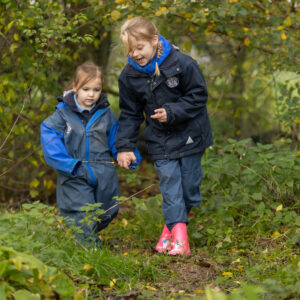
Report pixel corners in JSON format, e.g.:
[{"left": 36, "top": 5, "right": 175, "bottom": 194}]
[{"left": 116, "top": 47, "right": 213, "bottom": 160}]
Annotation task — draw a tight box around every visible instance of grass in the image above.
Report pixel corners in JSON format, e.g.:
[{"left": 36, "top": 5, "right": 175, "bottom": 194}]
[{"left": 0, "top": 138, "right": 299, "bottom": 299}]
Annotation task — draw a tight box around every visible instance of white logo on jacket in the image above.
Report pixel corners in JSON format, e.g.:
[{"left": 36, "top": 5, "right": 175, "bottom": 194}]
[
  {"left": 186, "top": 136, "right": 194, "bottom": 144},
  {"left": 65, "top": 122, "right": 72, "bottom": 134},
  {"left": 166, "top": 76, "right": 179, "bottom": 88}
]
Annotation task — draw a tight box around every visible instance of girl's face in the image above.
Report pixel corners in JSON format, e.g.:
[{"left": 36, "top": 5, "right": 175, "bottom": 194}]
[
  {"left": 128, "top": 36, "right": 158, "bottom": 66},
  {"left": 74, "top": 77, "right": 102, "bottom": 109}
]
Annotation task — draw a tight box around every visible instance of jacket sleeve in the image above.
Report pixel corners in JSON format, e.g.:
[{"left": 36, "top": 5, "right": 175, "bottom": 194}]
[
  {"left": 108, "top": 116, "right": 142, "bottom": 169},
  {"left": 40, "top": 112, "right": 81, "bottom": 177},
  {"left": 162, "top": 59, "right": 208, "bottom": 125},
  {"left": 115, "top": 75, "right": 145, "bottom": 152}
]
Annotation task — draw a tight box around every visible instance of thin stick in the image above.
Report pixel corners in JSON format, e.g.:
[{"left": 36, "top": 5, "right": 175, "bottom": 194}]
[
  {"left": 0, "top": 43, "right": 50, "bottom": 151},
  {"left": 105, "top": 183, "right": 156, "bottom": 213}
]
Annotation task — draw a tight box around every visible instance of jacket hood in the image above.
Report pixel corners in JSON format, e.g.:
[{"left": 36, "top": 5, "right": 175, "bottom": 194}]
[{"left": 57, "top": 90, "right": 109, "bottom": 113}]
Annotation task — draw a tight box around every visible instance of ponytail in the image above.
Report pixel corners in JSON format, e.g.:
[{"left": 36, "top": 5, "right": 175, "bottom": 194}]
[{"left": 154, "top": 41, "right": 163, "bottom": 76}]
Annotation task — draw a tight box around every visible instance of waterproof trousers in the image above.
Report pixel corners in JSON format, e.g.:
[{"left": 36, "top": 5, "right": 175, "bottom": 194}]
[
  {"left": 154, "top": 152, "right": 203, "bottom": 231},
  {"left": 56, "top": 163, "right": 119, "bottom": 247}
]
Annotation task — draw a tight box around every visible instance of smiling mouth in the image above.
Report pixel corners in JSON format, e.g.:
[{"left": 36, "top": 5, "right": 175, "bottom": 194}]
[{"left": 135, "top": 57, "right": 145, "bottom": 63}]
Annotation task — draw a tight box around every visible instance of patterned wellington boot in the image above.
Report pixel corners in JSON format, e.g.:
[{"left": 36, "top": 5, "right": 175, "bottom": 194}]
[
  {"left": 155, "top": 224, "right": 172, "bottom": 253},
  {"left": 168, "top": 223, "right": 191, "bottom": 256}
]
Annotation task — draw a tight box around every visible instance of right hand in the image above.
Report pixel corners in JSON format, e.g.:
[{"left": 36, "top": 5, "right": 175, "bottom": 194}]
[{"left": 117, "top": 152, "right": 137, "bottom": 170}]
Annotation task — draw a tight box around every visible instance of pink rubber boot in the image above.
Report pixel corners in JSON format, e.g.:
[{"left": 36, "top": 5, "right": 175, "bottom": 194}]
[
  {"left": 155, "top": 224, "right": 172, "bottom": 253},
  {"left": 168, "top": 223, "right": 191, "bottom": 256}
]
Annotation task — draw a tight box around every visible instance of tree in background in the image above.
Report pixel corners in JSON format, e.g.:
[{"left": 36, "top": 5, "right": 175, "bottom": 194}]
[{"left": 0, "top": 0, "right": 299, "bottom": 203}]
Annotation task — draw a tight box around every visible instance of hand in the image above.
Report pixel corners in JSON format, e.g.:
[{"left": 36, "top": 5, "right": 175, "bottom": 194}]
[
  {"left": 150, "top": 108, "right": 167, "bottom": 123},
  {"left": 117, "top": 152, "right": 137, "bottom": 170}
]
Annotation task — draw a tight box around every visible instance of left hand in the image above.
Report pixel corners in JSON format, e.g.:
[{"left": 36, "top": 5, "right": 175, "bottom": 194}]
[{"left": 150, "top": 108, "right": 167, "bottom": 123}]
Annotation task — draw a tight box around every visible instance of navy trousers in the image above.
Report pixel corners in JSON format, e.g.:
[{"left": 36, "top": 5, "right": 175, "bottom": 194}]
[
  {"left": 56, "top": 163, "right": 119, "bottom": 247},
  {"left": 154, "top": 152, "right": 204, "bottom": 231}
]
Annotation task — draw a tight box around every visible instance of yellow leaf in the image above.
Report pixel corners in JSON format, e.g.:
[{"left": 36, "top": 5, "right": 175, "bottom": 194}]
[
  {"left": 244, "top": 38, "right": 250, "bottom": 46},
  {"left": 146, "top": 285, "right": 157, "bottom": 291},
  {"left": 277, "top": 26, "right": 284, "bottom": 31},
  {"left": 111, "top": 10, "right": 121, "bottom": 21},
  {"left": 13, "top": 33, "right": 19, "bottom": 41},
  {"left": 123, "top": 252, "right": 128, "bottom": 256},
  {"left": 295, "top": 117, "right": 300, "bottom": 123},
  {"left": 232, "top": 258, "right": 241, "bottom": 264},
  {"left": 281, "top": 32, "right": 287, "bottom": 40},
  {"left": 243, "top": 27, "right": 249, "bottom": 32},
  {"left": 122, "top": 218, "right": 128, "bottom": 227},
  {"left": 276, "top": 204, "right": 283, "bottom": 212},
  {"left": 25, "top": 142, "right": 31, "bottom": 149},
  {"left": 142, "top": 2, "right": 150, "bottom": 8},
  {"left": 296, "top": 151, "right": 300, "bottom": 157},
  {"left": 30, "top": 178, "right": 39, "bottom": 188},
  {"left": 73, "top": 52, "right": 79, "bottom": 60},
  {"left": 272, "top": 231, "right": 281, "bottom": 238},
  {"left": 10, "top": 43, "right": 18, "bottom": 53},
  {"left": 283, "top": 16, "right": 292, "bottom": 27},
  {"left": 31, "top": 159, "right": 39, "bottom": 167},
  {"left": 83, "top": 264, "right": 93, "bottom": 270},
  {"left": 195, "top": 289, "right": 205, "bottom": 294},
  {"left": 30, "top": 189, "right": 39, "bottom": 198},
  {"left": 109, "top": 279, "right": 116, "bottom": 288},
  {"left": 222, "top": 272, "right": 233, "bottom": 277}
]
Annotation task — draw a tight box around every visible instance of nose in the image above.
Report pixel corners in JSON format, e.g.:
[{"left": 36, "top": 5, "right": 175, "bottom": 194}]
[{"left": 88, "top": 90, "right": 94, "bottom": 97}]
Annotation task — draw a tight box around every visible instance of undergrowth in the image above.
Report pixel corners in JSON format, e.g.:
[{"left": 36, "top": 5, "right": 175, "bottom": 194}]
[{"left": 0, "top": 139, "right": 299, "bottom": 299}]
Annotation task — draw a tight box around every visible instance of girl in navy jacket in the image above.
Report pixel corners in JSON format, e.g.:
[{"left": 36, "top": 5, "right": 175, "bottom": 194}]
[
  {"left": 116, "top": 17, "right": 213, "bottom": 255},
  {"left": 41, "top": 61, "right": 140, "bottom": 247}
]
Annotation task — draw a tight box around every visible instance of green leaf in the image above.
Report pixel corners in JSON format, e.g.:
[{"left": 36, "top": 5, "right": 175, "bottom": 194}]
[
  {"left": 14, "top": 290, "right": 41, "bottom": 300},
  {"left": 252, "top": 193, "right": 262, "bottom": 201},
  {"left": 50, "top": 273, "right": 76, "bottom": 298},
  {"left": 0, "top": 285, "right": 5, "bottom": 300}
]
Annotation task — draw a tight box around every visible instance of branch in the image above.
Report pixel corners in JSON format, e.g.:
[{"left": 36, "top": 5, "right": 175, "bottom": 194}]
[{"left": 0, "top": 42, "right": 50, "bottom": 151}]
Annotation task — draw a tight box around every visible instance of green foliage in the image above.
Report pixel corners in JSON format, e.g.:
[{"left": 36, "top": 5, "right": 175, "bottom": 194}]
[
  {"left": 197, "top": 138, "right": 299, "bottom": 250},
  {"left": 0, "top": 138, "right": 299, "bottom": 299},
  {"left": 275, "top": 78, "right": 300, "bottom": 137},
  {"left": 0, "top": 246, "right": 78, "bottom": 299}
]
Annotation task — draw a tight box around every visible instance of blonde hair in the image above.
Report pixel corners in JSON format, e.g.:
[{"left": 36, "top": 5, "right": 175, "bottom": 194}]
[
  {"left": 67, "top": 61, "right": 104, "bottom": 91},
  {"left": 120, "top": 17, "right": 162, "bottom": 76}
]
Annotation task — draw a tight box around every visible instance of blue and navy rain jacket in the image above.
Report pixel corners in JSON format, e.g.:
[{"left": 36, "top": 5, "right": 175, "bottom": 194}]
[{"left": 41, "top": 91, "right": 141, "bottom": 183}]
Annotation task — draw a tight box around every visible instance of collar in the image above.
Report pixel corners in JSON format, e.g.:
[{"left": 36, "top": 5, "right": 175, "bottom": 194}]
[
  {"left": 74, "top": 94, "right": 95, "bottom": 112},
  {"left": 127, "top": 35, "right": 172, "bottom": 77},
  {"left": 58, "top": 90, "right": 109, "bottom": 113}
]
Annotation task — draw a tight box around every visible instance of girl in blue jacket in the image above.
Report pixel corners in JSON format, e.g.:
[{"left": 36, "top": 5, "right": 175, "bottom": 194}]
[
  {"left": 116, "top": 17, "right": 213, "bottom": 256},
  {"left": 41, "top": 61, "right": 139, "bottom": 247}
]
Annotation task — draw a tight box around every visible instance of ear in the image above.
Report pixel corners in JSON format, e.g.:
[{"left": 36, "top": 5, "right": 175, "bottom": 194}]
[{"left": 152, "top": 35, "right": 159, "bottom": 47}]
